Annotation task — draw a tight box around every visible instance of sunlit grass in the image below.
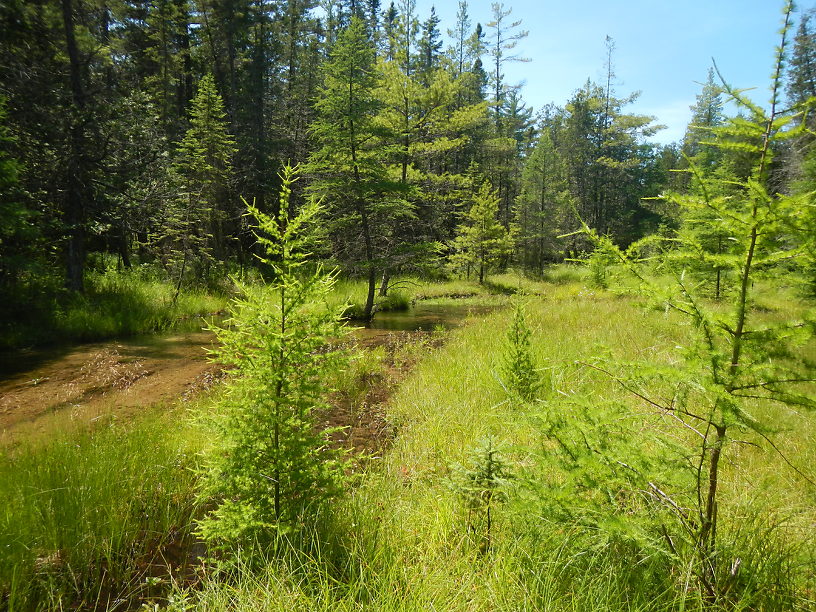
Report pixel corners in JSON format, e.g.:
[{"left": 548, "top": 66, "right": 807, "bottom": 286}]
[
  {"left": 0, "top": 268, "right": 228, "bottom": 349},
  {"left": 4, "top": 268, "right": 814, "bottom": 610},
  {"left": 173, "top": 271, "right": 816, "bottom": 610},
  {"left": 0, "top": 411, "right": 203, "bottom": 609}
]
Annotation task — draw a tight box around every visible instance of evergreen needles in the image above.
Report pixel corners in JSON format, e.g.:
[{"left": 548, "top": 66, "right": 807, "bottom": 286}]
[
  {"left": 501, "top": 297, "right": 540, "bottom": 401},
  {"left": 197, "top": 164, "right": 349, "bottom": 547}
]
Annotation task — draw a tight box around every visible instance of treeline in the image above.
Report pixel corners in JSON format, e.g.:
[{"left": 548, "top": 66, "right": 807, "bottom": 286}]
[{"left": 2, "top": 0, "right": 816, "bottom": 320}]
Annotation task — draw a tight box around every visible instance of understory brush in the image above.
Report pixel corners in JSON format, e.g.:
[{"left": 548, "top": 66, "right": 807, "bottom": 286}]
[{"left": 0, "top": 266, "right": 227, "bottom": 349}]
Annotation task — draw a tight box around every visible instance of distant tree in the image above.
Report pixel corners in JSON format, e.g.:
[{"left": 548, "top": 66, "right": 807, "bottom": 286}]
[
  {"left": 514, "top": 109, "right": 574, "bottom": 271},
  {"left": 485, "top": 2, "right": 529, "bottom": 129},
  {"left": 682, "top": 68, "right": 725, "bottom": 167},
  {"left": 395, "top": 0, "right": 419, "bottom": 75},
  {"left": 0, "top": 96, "right": 36, "bottom": 294},
  {"left": 309, "top": 16, "right": 393, "bottom": 320},
  {"left": 163, "top": 74, "right": 236, "bottom": 294},
  {"left": 381, "top": 1, "right": 399, "bottom": 60},
  {"left": 447, "top": 1, "right": 472, "bottom": 78},
  {"left": 451, "top": 179, "right": 513, "bottom": 283},
  {"left": 561, "top": 80, "right": 663, "bottom": 244},
  {"left": 785, "top": 7, "right": 816, "bottom": 190},
  {"left": 787, "top": 8, "right": 816, "bottom": 107},
  {"left": 417, "top": 6, "right": 442, "bottom": 81}
]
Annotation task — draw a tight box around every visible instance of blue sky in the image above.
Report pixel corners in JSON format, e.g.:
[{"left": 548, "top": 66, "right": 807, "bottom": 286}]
[{"left": 413, "top": 0, "right": 800, "bottom": 144}]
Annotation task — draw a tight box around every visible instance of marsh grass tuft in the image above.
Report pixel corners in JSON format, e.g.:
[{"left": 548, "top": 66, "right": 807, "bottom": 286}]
[{"left": 0, "top": 415, "right": 201, "bottom": 609}]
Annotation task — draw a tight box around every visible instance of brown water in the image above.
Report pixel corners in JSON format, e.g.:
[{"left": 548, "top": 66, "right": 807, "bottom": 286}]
[{"left": 0, "top": 303, "right": 497, "bottom": 444}]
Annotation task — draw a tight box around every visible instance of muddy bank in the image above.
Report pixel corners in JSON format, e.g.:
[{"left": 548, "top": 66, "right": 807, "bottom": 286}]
[{"left": 0, "top": 330, "right": 220, "bottom": 444}]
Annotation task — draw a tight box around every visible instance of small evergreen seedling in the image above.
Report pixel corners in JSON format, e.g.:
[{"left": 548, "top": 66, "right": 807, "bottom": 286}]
[
  {"left": 501, "top": 298, "right": 540, "bottom": 401},
  {"left": 197, "top": 164, "right": 348, "bottom": 548},
  {"left": 449, "top": 436, "right": 513, "bottom": 555}
]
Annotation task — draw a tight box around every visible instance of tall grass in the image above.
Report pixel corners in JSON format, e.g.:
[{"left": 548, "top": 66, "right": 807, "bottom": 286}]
[
  {"left": 0, "top": 414, "right": 201, "bottom": 610},
  {"left": 0, "top": 267, "right": 228, "bottom": 349},
  {"left": 171, "top": 276, "right": 816, "bottom": 610},
  {"left": 4, "top": 272, "right": 812, "bottom": 610}
]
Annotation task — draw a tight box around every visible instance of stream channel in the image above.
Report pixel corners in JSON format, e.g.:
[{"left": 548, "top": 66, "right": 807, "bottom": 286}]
[{"left": 0, "top": 302, "right": 496, "bottom": 444}]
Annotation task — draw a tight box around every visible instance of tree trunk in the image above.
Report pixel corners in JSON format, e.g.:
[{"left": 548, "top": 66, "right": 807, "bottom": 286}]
[
  {"left": 61, "top": 0, "right": 89, "bottom": 293},
  {"left": 379, "top": 270, "right": 390, "bottom": 297},
  {"left": 119, "top": 224, "right": 132, "bottom": 270}
]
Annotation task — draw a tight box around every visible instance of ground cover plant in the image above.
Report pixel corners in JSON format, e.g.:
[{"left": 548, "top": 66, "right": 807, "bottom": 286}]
[{"left": 165, "top": 270, "right": 816, "bottom": 611}]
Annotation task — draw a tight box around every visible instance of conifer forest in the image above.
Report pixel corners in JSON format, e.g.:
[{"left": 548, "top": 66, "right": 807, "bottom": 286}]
[{"left": 1, "top": 0, "right": 816, "bottom": 610}]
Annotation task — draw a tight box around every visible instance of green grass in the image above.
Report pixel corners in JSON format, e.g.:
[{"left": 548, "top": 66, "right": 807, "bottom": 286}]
[
  {"left": 170, "top": 273, "right": 816, "bottom": 611},
  {"left": 0, "top": 412, "right": 202, "bottom": 610},
  {"left": 0, "top": 267, "right": 229, "bottom": 350},
  {"left": 4, "top": 270, "right": 814, "bottom": 610},
  {"left": 328, "top": 269, "right": 578, "bottom": 317}
]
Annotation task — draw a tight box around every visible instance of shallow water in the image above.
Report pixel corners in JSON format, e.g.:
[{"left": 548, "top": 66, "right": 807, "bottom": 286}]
[
  {"left": 0, "top": 302, "right": 499, "bottom": 443},
  {"left": 365, "top": 303, "right": 497, "bottom": 332}
]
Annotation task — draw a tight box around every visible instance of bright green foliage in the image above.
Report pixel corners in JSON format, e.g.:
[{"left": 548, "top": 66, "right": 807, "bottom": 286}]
[
  {"left": 501, "top": 297, "right": 539, "bottom": 401},
  {"left": 162, "top": 74, "right": 236, "bottom": 291},
  {"left": 197, "top": 165, "right": 348, "bottom": 546},
  {"left": 575, "top": 4, "right": 816, "bottom": 599},
  {"left": 450, "top": 180, "right": 513, "bottom": 283},
  {"left": 373, "top": 56, "right": 488, "bottom": 280},
  {"left": 0, "top": 418, "right": 199, "bottom": 609},
  {"left": 448, "top": 435, "right": 513, "bottom": 554}
]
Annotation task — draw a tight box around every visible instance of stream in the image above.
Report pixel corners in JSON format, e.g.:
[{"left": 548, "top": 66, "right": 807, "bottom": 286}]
[{"left": 0, "top": 302, "right": 497, "bottom": 444}]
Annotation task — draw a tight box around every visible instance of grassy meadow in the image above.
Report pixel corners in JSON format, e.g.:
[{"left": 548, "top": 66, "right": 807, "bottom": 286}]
[{"left": 1, "top": 268, "right": 814, "bottom": 610}]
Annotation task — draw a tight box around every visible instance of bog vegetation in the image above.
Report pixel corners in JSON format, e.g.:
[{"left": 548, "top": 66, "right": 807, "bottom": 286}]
[{"left": 1, "top": 0, "right": 815, "bottom": 610}]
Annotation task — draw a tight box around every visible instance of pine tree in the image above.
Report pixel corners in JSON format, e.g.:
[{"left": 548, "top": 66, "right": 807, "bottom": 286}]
[
  {"left": 447, "top": 1, "right": 472, "bottom": 79},
  {"left": 787, "top": 8, "right": 816, "bottom": 107},
  {"left": 417, "top": 6, "right": 442, "bottom": 82},
  {"left": 514, "top": 110, "right": 574, "bottom": 271},
  {"left": 309, "top": 16, "right": 391, "bottom": 320},
  {"left": 562, "top": 80, "right": 662, "bottom": 243},
  {"left": 164, "top": 74, "right": 236, "bottom": 293},
  {"left": 682, "top": 68, "right": 725, "bottom": 167},
  {"left": 485, "top": 2, "right": 529, "bottom": 130}
]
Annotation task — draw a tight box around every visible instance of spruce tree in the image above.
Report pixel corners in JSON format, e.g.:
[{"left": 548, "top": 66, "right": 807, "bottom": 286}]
[
  {"left": 682, "top": 68, "right": 725, "bottom": 166},
  {"left": 514, "top": 112, "right": 574, "bottom": 271},
  {"left": 309, "top": 16, "right": 391, "bottom": 320},
  {"left": 165, "top": 74, "right": 236, "bottom": 293}
]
